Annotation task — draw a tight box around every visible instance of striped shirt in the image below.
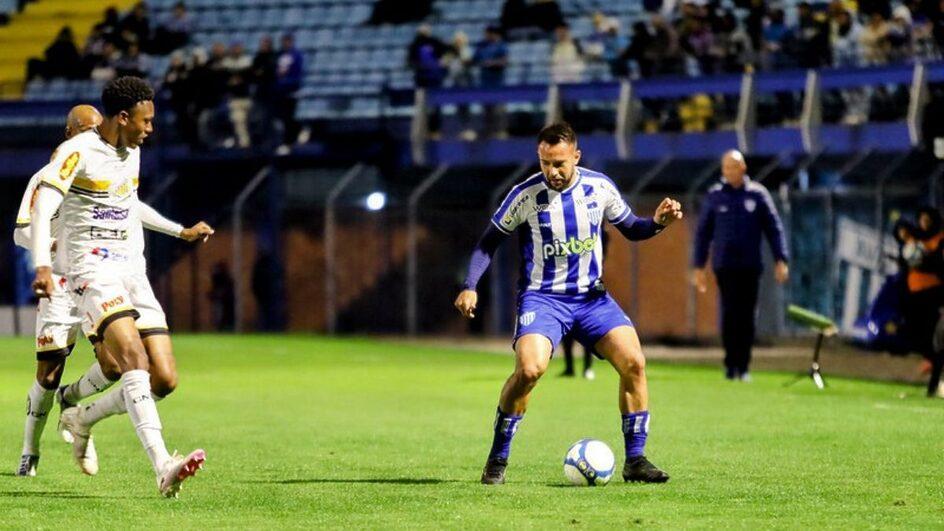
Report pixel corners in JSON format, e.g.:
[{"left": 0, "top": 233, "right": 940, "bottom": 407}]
[{"left": 491, "top": 167, "right": 631, "bottom": 294}]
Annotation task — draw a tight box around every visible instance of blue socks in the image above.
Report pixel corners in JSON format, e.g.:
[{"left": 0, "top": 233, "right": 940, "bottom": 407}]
[
  {"left": 622, "top": 410, "right": 650, "bottom": 458},
  {"left": 488, "top": 407, "right": 523, "bottom": 461}
]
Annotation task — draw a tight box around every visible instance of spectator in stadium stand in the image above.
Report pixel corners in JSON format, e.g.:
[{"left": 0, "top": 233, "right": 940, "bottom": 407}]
[
  {"left": 794, "top": 2, "right": 831, "bottom": 68},
  {"left": 529, "top": 0, "right": 565, "bottom": 33},
  {"left": 119, "top": 1, "right": 152, "bottom": 52},
  {"left": 162, "top": 50, "right": 198, "bottom": 145},
  {"left": 472, "top": 25, "right": 508, "bottom": 138},
  {"left": 499, "top": 0, "right": 528, "bottom": 33},
  {"left": 900, "top": 208, "right": 944, "bottom": 397},
  {"left": 251, "top": 35, "right": 278, "bottom": 114},
  {"left": 26, "top": 26, "right": 82, "bottom": 81},
  {"left": 408, "top": 24, "right": 449, "bottom": 139},
  {"left": 860, "top": 12, "right": 891, "bottom": 64},
  {"left": 113, "top": 42, "right": 150, "bottom": 79},
  {"left": 761, "top": 7, "right": 793, "bottom": 70},
  {"left": 692, "top": 150, "right": 790, "bottom": 382},
  {"left": 585, "top": 14, "right": 629, "bottom": 77},
  {"left": 89, "top": 40, "right": 119, "bottom": 81},
  {"left": 830, "top": 8, "right": 869, "bottom": 124},
  {"left": 680, "top": 12, "right": 716, "bottom": 75},
  {"left": 94, "top": 7, "right": 123, "bottom": 48},
  {"left": 221, "top": 42, "right": 253, "bottom": 148},
  {"left": 716, "top": 11, "right": 755, "bottom": 74},
  {"left": 550, "top": 24, "right": 585, "bottom": 84},
  {"left": 275, "top": 33, "right": 304, "bottom": 147},
  {"left": 445, "top": 31, "right": 475, "bottom": 141},
  {"left": 368, "top": 0, "right": 432, "bottom": 25},
  {"left": 649, "top": 14, "right": 684, "bottom": 76},
  {"left": 909, "top": 3, "right": 940, "bottom": 60},
  {"left": 154, "top": 1, "right": 192, "bottom": 54},
  {"left": 886, "top": 5, "right": 914, "bottom": 62},
  {"left": 621, "top": 21, "right": 656, "bottom": 77}
]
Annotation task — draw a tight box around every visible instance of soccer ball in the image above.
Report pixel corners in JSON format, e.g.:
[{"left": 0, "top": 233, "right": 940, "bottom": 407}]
[{"left": 563, "top": 439, "right": 615, "bottom": 486}]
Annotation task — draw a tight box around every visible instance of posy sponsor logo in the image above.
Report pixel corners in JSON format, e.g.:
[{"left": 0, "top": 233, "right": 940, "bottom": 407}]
[{"left": 100, "top": 295, "right": 126, "bottom": 313}]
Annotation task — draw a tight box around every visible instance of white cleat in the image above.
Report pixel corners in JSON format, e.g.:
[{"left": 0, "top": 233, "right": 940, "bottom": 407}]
[
  {"left": 58, "top": 407, "right": 98, "bottom": 475},
  {"left": 55, "top": 386, "right": 76, "bottom": 444},
  {"left": 157, "top": 449, "right": 206, "bottom": 498}
]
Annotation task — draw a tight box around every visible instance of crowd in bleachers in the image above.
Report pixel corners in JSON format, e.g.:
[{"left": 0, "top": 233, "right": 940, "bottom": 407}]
[{"left": 19, "top": 0, "right": 944, "bottom": 145}]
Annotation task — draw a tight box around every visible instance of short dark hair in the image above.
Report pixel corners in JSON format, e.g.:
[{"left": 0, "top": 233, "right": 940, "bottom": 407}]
[
  {"left": 537, "top": 122, "right": 577, "bottom": 146},
  {"left": 101, "top": 76, "right": 154, "bottom": 117}
]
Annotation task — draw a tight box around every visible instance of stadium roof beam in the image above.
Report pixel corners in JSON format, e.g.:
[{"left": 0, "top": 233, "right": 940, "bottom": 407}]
[{"left": 406, "top": 164, "right": 450, "bottom": 335}]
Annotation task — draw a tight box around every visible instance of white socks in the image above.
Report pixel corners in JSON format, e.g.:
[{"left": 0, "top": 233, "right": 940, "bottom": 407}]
[
  {"left": 22, "top": 381, "right": 54, "bottom": 456},
  {"left": 61, "top": 362, "right": 115, "bottom": 404},
  {"left": 80, "top": 388, "right": 163, "bottom": 427},
  {"left": 120, "top": 370, "right": 171, "bottom": 473}
]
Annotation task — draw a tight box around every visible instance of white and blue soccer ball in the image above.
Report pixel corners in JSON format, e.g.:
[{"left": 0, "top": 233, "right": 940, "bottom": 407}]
[{"left": 563, "top": 438, "right": 615, "bottom": 486}]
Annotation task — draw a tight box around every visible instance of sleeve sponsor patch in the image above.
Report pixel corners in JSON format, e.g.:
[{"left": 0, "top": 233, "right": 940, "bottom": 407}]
[{"left": 59, "top": 152, "right": 80, "bottom": 180}]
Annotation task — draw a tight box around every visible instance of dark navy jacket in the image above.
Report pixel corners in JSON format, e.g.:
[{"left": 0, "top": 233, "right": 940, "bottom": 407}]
[{"left": 693, "top": 176, "right": 789, "bottom": 271}]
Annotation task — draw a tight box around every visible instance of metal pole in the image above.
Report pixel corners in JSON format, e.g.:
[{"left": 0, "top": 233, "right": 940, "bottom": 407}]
[
  {"left": 488, "top": 162, "right": 532, "bottom": 335},
  {"left": 545, "top": 84, "right": 562, "bottom": 126},
  {"left": 411, "top": 88, "right": 428, "bottom": 166},
  {"left": 800, "top": 70, "right": 821, "bottom": 154},
  {"left": 907, "top": 63, "right": 929, "bottom": 147},
  {"left": 324, "top": 164, "right": 364, "bottom": 334},
  {"left": 232, "top": 166, "right": 273, "bottom": 333},
  {"left": 615, "top": 80, "right": 634, "bottom": 159},
  {"left": 406, "top": 164, "right": 449, "bottom": 335},
  {"left": 736, "top": 71, "right": 756, "bottom": 154}
]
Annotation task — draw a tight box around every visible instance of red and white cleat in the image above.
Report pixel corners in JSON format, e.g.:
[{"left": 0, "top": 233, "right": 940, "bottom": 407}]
[{"left": 157, "top": 449, "right": 206, "bottom": 498}]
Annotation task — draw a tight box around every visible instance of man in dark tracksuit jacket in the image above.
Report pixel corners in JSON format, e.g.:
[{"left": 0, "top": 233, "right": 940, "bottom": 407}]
[{"left": 693, "top": 150, "right": 790, "bottom": 380}]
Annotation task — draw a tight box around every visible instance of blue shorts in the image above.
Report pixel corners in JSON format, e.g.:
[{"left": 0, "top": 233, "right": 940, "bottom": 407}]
[{"left": 513, "top": 290, "right": 634, "bottom": 353}]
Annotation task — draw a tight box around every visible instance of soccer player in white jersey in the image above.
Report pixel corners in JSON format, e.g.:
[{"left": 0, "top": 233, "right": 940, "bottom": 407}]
[
  {"left": 30, "top": 77, "right": 207, "bottom": 497},
  {"left": 13, "top": 105, "right": 102, "bottom": 476},
  {"left": 454, "top": 123, "right": 683, "bottom": 484},
  {"left": 55, "top": 164, "right": 214, "bottom": 479}
]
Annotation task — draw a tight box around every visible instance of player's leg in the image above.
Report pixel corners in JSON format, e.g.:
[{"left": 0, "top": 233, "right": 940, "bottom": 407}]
[
  {"left": 583, "top": 344, "right": 595, "bottom": 380},
  {"left": 482, "top": 293, "right": 567, "bottom": 485},
  {"left": 17, "top": 289, "right": 77, "bottom": 476},
  {"left": 715, "top": 269, "right": 739, "bottom": 379},
  {"left": 575, "top": 294, "right": 668, "bottom": 483},
  {"left": 560, "top": 335, "right": 575, "bottom": 376},
  {"left": 737, "top": 270, "right": 762, "bottom": 381}
]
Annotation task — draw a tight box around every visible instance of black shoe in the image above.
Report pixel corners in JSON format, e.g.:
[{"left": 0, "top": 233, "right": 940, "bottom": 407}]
[
  {"left": 622, "top": 455, "right": 669, "bottom": 483},
  {"left": 481, "top": 457, "right": 507, "bottom": 485},
  {"left": 16, "top": 454, "right": 39, "bottom": 477}
]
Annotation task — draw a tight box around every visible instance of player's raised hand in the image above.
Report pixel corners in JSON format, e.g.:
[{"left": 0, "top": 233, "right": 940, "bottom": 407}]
[
  {"left": 454, "top": 289, "right": 478, "bottom": 319},
  {"left": 654, "top": 197, "right": 683, "bottom": 226},
  {"left": 181, "top": 222, "right": 215, "bottom": 243},
  {"left": 32, "top": 266, "right": 54, "bottom": 299}
]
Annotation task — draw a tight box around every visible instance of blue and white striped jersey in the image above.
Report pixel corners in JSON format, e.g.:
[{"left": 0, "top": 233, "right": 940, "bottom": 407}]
[{"left": 491, "top": 167, "right": 631, "bottom": 294}]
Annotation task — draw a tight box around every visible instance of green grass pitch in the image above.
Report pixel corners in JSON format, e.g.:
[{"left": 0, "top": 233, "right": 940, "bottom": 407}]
[{"left": 0, "top": 335, "right": 942, "bottom": 529}]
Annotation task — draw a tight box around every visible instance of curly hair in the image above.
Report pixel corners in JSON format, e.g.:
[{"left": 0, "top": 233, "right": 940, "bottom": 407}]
[{"left": 101, "top": 76, "right": 154, "bottom": 117}]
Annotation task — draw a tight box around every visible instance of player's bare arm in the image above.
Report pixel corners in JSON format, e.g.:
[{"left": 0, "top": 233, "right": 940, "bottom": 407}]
[{"left": 180, "top": 222, "right": 215, "bottom": 242}]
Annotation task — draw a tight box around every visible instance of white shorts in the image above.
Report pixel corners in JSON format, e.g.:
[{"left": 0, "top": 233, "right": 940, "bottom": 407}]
[
  {"left": 71, "top": 270, "right": 169, "bottom": 344},
  {"left": 35, "top": 274, "right": 82, "bottom": 360}
]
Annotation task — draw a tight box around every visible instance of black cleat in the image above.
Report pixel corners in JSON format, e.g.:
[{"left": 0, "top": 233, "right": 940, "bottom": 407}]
[
  {"left": 16, "top": 454, "right": 39, "bottom": 477},
  {"left": 481, "top": 457, "right": 507, "bottom": 485},
  {"left": 622, "top": 455, "right": 669, "bottom": 483}
]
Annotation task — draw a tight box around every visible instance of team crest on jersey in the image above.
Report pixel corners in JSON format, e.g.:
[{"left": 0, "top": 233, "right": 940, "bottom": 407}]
[
  {"left": 744, "top": 199, "right": 756, "bottom": 212},
  {"left": 519, "top": 311, "right": 536, "bottom": 327},
  {"left": 59, "top": 152, "right": 80, "bottom": 180}
]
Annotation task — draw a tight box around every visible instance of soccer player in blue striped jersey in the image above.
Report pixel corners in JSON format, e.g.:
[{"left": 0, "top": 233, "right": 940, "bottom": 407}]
[{"left": 454, "top": 123, "right": 683, "bottom": 485}]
